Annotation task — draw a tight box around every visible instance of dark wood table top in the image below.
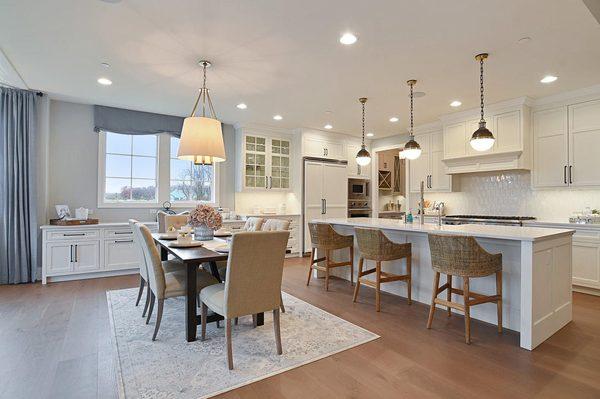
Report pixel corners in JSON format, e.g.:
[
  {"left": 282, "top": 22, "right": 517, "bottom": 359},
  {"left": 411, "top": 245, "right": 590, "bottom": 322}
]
[{"left": 151, "top": 233, "right": 228, "bottom": 262}]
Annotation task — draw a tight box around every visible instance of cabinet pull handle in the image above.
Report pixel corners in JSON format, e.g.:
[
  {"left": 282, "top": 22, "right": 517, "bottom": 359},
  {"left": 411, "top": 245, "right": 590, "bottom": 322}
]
[
  {"left": 265, "top": 176, "right": 269, "bottom": 189},
  {"left": 115, "top": 231, "right": 130, "bottom": 235},
  {"left": 324, "top": 198, "right": 327, "bottom": 214},
  {"left": 74, "top": 245, "right": 78, "bottom": 263},
  {"left": 64, "top": 233, "right": 85, "bottom": 237},
  {"left": 70, "top": 245, "right": 73, "bottom": 263},
  {"left": 569, "top": 165, "right": 573, "bottom": 184},
  {"left": 564, "top": 165, "right": 567, "bottom": 184},
  {"left": 115, "top": 239, "right": 134, "bottom": 243},
  {"left": 321, "top": 199, "right": 325, "bottom": 214},
  {"left": 269, "top": 176, "right": 273, "bottom": 189}
]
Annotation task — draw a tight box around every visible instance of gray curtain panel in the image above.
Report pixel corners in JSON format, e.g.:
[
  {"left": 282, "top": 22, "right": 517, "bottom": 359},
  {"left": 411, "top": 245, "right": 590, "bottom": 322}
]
[
  {"left": 0, "top": 87, "right": 38, "bottom": 284},
  {"left": 93, "top": 105, "right": 184, "bottom": 136}
]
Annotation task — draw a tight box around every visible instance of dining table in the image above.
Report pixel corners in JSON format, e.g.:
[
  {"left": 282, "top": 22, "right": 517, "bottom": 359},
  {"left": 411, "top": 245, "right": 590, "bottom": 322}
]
[{"left": 151, "top": 233, "right": 265, "bottom": 342}]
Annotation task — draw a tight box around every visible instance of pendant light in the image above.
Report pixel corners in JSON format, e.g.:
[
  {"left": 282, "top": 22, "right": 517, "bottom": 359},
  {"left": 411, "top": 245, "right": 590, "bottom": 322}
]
[
  {"left": 470, "top": 53, "right": 495, "bottom": 152},
  {"left": 177, "top": 60, "right": 226, "bottom": 165},
  {"left": 356, "top": 97, "right": 372, "bottom": 166},
  {"left": 403, "top": 79, "right": 422, "bottom": 160}
]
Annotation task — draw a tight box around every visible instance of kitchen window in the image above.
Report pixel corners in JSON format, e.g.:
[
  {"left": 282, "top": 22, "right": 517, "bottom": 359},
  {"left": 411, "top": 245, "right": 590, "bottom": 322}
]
[{"left": 169, "top": 136, "right": 216, "bottom": 205}]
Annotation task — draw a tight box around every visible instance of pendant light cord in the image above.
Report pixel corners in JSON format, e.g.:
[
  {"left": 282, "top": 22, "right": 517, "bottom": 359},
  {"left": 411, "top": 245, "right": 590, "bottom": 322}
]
[
  {"left": 361, "top": 100, "right": 366, "bottom": 146},
  {"left": 480, "top": 57, "right": 485, "bottom": 123},
  {"left": 409, "top": 81, "right": 414, "bottom": 139}
]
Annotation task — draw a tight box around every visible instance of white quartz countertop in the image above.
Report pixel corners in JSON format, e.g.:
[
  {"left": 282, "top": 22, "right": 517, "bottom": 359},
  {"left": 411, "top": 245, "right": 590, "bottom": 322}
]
[
  {"left": 40, "top": 222, "right": 157, "bottom": 229},
  {"left": 523, "top": 220, "right": 600, "bottom": 230},
  {"left": 317, "top": 217, "right": 574, "bottom": 242}
]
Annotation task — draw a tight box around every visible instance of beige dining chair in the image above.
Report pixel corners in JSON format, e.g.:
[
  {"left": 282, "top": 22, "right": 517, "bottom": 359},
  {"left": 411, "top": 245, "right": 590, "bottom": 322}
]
[
  {"left": 133, "top": 221, "right": 219, "bottom": 340},
  {"left": 157, "top": 211, "right": 190, "bottom": 233},
  {"left": 261, "top": 218, "right": 290, "bottom": 232},
  {"left": 200, "top": 230, "right": 290, "bottom": 370},
  {"left": 243, "top": 217, "right": 264, "bottom": 231},
  {"left": 129, "top": 219, "right": 150, "bottom": 312}
]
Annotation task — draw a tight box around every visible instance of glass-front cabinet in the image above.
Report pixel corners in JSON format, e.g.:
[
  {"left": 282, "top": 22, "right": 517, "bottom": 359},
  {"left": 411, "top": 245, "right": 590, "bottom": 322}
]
[{"left": 240, "top": 133, "right": 292, "bottom": 191}]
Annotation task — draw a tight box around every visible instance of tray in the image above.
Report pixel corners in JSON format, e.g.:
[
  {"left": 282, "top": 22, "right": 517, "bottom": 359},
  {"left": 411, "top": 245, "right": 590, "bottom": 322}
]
[{"left": 49, "top": 218, "right": 99, "bottom": 226}]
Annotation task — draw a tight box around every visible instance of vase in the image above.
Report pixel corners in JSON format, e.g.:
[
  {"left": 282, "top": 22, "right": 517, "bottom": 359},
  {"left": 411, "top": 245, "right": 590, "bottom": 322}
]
[{"left": 194, "top": 225, "right": 214, "bottom": 241}]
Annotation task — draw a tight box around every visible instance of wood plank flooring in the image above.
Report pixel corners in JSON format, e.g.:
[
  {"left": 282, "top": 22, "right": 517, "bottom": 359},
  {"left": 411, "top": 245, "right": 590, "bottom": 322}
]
[{"left": 1, "top": 257, "right": 599, "bottom": 398}]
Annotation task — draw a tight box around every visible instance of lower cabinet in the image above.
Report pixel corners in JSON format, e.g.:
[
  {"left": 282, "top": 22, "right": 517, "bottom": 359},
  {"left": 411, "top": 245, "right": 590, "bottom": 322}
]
[
  {"left": 572, "top": 231, "right": 600, "bottom": 292},
  {"left": 105, "top": 239, "right": 139, "bottom": 271}
]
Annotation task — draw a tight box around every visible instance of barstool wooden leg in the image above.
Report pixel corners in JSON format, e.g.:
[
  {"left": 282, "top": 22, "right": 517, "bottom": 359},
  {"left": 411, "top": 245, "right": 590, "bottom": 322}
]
[
  {"left": 325, "top": 250, "right": 330, "bottom": 291},
  {"left": 427, "top": 272, "right": 440, "bottom": 329},
  {"left": 447, "top": 274, "right": 452, "bottom": 317},
  {"left": 407, "top": 255, "right": 412, "bottom": 305},
  {"left": 464, "top": 277, "right": 471, "bottom": 344},
  {"left": 353, "top": 257, "right": 364, "bottom": 302},
  {"left": 375, "top": 261, "right": 382, "bottom": 312},
  {"left": 306, "top": 248, "right": 315, "bottom": 286},
  {"left": 496, "top": 271, "right": 503, "bottom": 333},
  {"left": 349, "top": 245, "right": 354, "bottom": 286}
]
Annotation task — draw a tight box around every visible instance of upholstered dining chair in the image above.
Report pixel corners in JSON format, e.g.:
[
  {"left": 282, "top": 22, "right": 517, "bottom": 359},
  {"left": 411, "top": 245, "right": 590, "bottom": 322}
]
[
  {"left": 261, "top": 218, "right": 290, "bottom": 232},
  {"left": 133, "top": 221, "right": 219, "bottom": 340},
  {"left": 156, "top": 211, "right": 190, "bottom": 233},
  {"left": 200, "top": 230, "right": 290, "bottom": 370},
  {"left": 243, "top": 217, "right": 264, "bottom": 231},
  {"left": 129, "top": 219, "right": 150, "bottom": 312}
]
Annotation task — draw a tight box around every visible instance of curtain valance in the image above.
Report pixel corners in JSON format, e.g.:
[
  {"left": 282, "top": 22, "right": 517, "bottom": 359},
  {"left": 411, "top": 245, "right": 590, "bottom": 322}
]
[{"left": 93, "top": 105, "right": 184, "bottom": 136}]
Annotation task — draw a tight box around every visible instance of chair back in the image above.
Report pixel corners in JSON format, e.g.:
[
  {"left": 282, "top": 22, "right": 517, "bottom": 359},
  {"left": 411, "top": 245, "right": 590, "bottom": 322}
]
[
  {"left": 308, "top": 222, "right": 353, "bottom": 250},
  {"left": 243, "top": 217, "right": 264, "bottom": 231},
  {"left": 261, "top": 219, "right": 290, "bottom": 231},
  {"left": 133, "top": 222, "right": 167, "bottom": 298},
  {"left": 428, "top": 234, "right": 502, "bottom": 277},
  {"left": 157, "top": 211, "right": 189, "bottom": 233},
  {"left": 223, "top": 231, "right": 289, "bottom": 318},
  {"left": 355, "top": 227, "right": 411, "bottom": 261},
  {"left": 129, "top": 219, "right": 148, "bottom": 280}
]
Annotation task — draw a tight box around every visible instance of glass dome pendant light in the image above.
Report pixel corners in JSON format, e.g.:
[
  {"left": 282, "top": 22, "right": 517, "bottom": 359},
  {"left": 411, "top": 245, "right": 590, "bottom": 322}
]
[
  {"left": 470, "top": 53, "right": 495, "bottom": 152},
  {"left": 403, "top": 79, "right": 422, "bottom": 160},
  {"left": 355, "top": 97, "right": 372, "bottom": 166}
]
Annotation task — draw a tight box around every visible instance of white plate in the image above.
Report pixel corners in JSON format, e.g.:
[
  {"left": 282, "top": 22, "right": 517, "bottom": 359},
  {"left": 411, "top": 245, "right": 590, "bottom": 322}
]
[
  {"left": 168, "top": 240, "right": 204, "bottom": 248},
  {"left": 214, "top": 230, "right": 232, "bottom": 237},
  {"left": 158, "top": 233, "right": 178, "bottom": 240},
  {"left": 213, "top": 244, "right": 230, "bottom": 253}
]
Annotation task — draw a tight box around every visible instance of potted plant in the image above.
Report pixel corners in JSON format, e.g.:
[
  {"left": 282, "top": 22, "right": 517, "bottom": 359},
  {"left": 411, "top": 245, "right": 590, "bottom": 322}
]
[{"left": 188, "top": 204, "right": 222, "bottom": 241}]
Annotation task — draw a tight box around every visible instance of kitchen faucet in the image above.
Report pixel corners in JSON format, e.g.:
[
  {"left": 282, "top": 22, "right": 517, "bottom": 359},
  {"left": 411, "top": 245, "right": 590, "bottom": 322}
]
[{"left": 434, "top": 202, "right": 445, "bottom": 226}]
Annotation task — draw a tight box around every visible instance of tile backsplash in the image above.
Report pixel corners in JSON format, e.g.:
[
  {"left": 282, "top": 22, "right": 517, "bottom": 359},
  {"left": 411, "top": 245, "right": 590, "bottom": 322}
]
[{"left": 413, "top": 170, "right": 600, "bottom": 221}]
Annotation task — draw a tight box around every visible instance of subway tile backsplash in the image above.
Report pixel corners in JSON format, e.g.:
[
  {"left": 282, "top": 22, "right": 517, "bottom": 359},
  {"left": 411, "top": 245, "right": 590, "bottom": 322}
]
[{"left": 413, "top": 170, "right": 600, "bottom": 221}]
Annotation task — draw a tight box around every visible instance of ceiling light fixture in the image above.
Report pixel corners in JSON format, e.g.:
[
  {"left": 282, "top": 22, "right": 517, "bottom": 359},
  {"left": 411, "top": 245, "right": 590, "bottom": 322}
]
[
  {"left": 540, "top": 75, "right": 558, "bottom": 84},
  {"left": 97, "top": 77, "right": 112, "bottom": 85},
  {"left": 470, "top": 53, "right": 495, "bottom": 152},
  {"left": 366, "top": 132, "right": 374, "bottom": 137},
  {"left": 177, "top": 60, "right": 226, "bottom": 165},
  {"left": 273, "top": 114, "right": 283, "bottom": 120},
  {"left": 324, "top": 124, "right": 333, "bottom": 130},
  {"left": 340, "top": 32, "right": 358, "bottom": 45},
  {"left": 236, "top": 103, "right": 247, "bottom": 109},
  {"left": 355, "top": 97, "right": 371, "bottom": 166},
  {"left": 450, "top": 100, "right": 462, "bottom": 107},
  {"left": 403, "top": 80, "right": 422, "bottom": 160},
  {"left": 389, "top": 117, "right": 399, "bottom": 122}
]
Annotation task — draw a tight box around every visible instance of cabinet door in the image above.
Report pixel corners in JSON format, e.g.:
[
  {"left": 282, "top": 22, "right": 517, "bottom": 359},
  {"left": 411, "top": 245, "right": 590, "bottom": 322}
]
[
  {"left": 347, "top": 144, "right": 366, "bottom": 177},
  {"left": 270, "top": 138, "right": 291, "bottom": 190},
  {"left": 409, "top": 134, "right": 431, "bottom": 193},
  {"left": 533, "top": 107, "right": 568, "bottom": 188},
  {"left": 443, "top": 122, "right": 467, "bottom": 158},
  {"left": 572, "top": 234, "right": 600, "bottom": 289},
  {"left": 569, "top": 100, "right": 600, "bottom": 187},
  {"left": 73, "top": 241, "right": 101, "bottom": 272},
  {"left": 243, "top": 135, "right": 268, "bottom": 189},
  {"left": 105, "top": 239, "right": 140, "bottom": 271},
  {"left": 304, "top": 137, "right": 327, "bottom": 158},
  {"left": 324, "top": 140, "right": 345, "bottom": 160},
  {"left": 494, "top": 110, "right": 521, "bottom": 152},
  {"left": 323, "top": 163, "right": 348, "bottom": 217},
  {"left": 46, "top": 243, "right": 73, "bottom": 274},
  {"left": 429, "top": 132, "right": 451, "bottom": 191},
  {"left": 304, "top": 162, "right": 324, "bottom": 250}
]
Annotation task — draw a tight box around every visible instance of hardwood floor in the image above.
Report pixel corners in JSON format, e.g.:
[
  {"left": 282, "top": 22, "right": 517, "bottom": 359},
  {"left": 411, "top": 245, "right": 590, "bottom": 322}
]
[{"left": 1, "top": 257, "right": 599, "bottom": 398}]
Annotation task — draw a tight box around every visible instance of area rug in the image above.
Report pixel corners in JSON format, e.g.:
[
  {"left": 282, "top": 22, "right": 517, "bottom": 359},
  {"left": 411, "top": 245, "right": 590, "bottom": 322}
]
[{"left": 107, "top": 288, "right": 379, "bottom": 398}]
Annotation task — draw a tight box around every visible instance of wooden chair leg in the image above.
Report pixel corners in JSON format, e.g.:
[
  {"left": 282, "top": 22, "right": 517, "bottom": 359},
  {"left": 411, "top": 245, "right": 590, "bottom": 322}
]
[
  {"left": 226, "top": 319, "right": 234, "bottom": 370},
  {"left": 279, "top": 292, "right": 286, "bottom": 313},
  {"left": 201, "top": 302, "right": 208, "bottom": 341},
  {"left": 152, "top": 299, "right": 164, "bottom": 341},
  {"left": 447, "top": 274, "right": 452, "bottom": 317},
  {"left": 234, "top": 317, "right": 239, "bottom": 325},
  {"left": 464, "top": 277, "right": 471, "bottom": 344},
  {"left": 146, "top": 292, "right": 155, "bottom": 325},
  {"left": 496, "top": 271, "right": 503, "bottom": 333},
  {"left": 375, "top": 261, "right": 382, "bottom": 312},
  {"left": 352, "top": 257, "right": 364, "bottom": 302},
  {"left": 349, "top": 245, "right": 354, "bottom": 286},
  {"left": 427, "top": 272, "right": 440, "bottom": 329},
  {"left": 142, "top": 285, "right": 151, "bottom": 317},
  {"left": 306, "top": 248, "right": 315, "bottom": 286},
  {"left": 325, "top": 250, "right": 330, "bottom": 291},
  {"left": 135, "top": 277, "right": 145, "bottom": 306},
  {"left": 252, "top": 314, "right": 257, "bottom": 328},
  {"left": 407, "top": 255, "right": 412, "bottom": 305},
  {"left": 273, "top": 308, "right": 283, "bottom": 355}
]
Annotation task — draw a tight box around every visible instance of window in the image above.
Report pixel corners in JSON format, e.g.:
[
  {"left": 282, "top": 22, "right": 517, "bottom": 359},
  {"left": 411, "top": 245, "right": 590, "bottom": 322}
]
[{"left": 169, "top": 137, "right": 215, "bottom": 203}]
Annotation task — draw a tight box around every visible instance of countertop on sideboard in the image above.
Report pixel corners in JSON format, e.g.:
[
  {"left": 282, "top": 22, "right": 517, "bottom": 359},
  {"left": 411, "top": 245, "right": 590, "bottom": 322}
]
[{"left": 40, "top": 222, "right": 158, "bottom": 230}]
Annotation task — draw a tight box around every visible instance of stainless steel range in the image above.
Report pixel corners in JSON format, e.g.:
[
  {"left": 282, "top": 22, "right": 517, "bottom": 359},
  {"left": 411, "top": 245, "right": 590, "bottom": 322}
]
[{"left": 442, "top": 215, "right": 536, "bottom": 226}]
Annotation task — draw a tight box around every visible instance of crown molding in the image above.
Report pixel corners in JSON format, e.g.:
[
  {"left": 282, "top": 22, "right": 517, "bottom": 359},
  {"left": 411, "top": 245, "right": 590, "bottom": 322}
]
[
  {"left": 531, "top": 84, "right": 600, "bottom": 110},
  {"left": 439, "top": 96, "right": 533, "bottom": 123}
]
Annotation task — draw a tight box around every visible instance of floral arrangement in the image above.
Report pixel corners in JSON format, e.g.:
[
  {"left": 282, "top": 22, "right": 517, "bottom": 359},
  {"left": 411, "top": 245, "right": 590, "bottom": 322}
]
[{"left": 188, "top": 204, "right": 222, "bottom": 230}]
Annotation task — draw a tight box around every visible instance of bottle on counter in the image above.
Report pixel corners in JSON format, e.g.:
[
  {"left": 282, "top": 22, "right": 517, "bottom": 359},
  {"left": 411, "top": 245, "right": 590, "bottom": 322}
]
[{"left": 407, "top": 209, "right": 413, "bottom": 224}]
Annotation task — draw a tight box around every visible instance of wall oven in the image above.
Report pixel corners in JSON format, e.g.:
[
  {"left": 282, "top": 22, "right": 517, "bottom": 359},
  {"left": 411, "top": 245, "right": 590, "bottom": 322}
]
[{"left": 348, "top": 179, "right": 369, "bottom": 199}]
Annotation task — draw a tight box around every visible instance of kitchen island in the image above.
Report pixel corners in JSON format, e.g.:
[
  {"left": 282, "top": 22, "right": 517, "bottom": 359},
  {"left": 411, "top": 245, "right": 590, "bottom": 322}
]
[{"left": 314, "top": 218, "right": 575, "bottom": 350}]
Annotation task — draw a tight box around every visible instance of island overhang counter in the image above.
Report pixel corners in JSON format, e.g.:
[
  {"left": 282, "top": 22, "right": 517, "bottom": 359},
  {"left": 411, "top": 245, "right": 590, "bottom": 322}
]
[{"left": 312, "top": 217, "right": 575, "bottom": 350}]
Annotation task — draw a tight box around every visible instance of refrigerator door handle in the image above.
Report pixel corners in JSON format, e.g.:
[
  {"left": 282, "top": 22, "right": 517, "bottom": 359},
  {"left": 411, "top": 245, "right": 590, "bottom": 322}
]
[{"left": 324, "top": 198, "right": 327, "bottom": 214}]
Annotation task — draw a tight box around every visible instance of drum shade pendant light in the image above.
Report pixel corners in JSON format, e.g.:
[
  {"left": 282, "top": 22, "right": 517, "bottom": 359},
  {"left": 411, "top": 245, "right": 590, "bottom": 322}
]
[
  {"left": 470, "top": 53, "right": 495, "bottom": 152},
  {"left": 177, "top": 60, "right": 226, "bottom": 165},
  {"left": 403, "top": 80, "right": 422, "bottom": 160},
  {"left": 356, "top": 97, "right": 372, "bottom": 166}
]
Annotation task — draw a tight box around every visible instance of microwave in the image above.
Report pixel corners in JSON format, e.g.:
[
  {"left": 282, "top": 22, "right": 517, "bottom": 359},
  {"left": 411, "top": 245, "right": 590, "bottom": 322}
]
[{"left": 348, "top": 179, "right": 369, "bottom": 199}]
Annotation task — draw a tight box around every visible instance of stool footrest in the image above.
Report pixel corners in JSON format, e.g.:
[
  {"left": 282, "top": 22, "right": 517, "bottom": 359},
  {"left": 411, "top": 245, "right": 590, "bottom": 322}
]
[{"left": 434, "top": 298, "right": 465, "bottom": 311}]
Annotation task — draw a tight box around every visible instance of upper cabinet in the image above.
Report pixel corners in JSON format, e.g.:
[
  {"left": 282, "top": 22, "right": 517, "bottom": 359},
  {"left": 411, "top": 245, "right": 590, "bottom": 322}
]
[
  {"left": 533, "top": 100, "right": 600, "bottom": 188},
  {"left": 235, "top": 125, "right": 293, "bottom": 192},
  {"left": 303, "top": 135, "right": 345, "bottom": 160},
  {"left": 346, "top": 142, "right": 371, "bottom": 179},
  {"left": 409, "top": 130, "right": 452, "bottom": 193},
  {"left": 441, "top": 99, "right": 531, "bottom": 174}
]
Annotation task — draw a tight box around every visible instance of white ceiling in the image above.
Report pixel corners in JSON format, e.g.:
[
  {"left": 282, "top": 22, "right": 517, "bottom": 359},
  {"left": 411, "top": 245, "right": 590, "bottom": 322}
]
[{"left": 1, "top": 0, "right": 600, "bottom": 138}]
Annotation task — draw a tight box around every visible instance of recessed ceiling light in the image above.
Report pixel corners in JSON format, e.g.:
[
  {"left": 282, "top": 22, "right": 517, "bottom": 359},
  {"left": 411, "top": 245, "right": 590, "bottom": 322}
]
[
  {"left": 273, "top": 115, "right": 283, "bottom": 120},
  {"left": 450, "top": 100, "right": 462, "bottom": 107},
  {"left": 236, "top": 103, "right": 247, "bottom": 109},
  {"left": 366, "top": 132, "right": 374, "bottom": 137},
  {"left": 97, "top": 77, "right": 112, "bottom": 86},
  {"left": 389, "top": 117, "right": 399, "bottom": 123},
  {"left": 324, "top": 124, "right": 333, "bottom": 130},
  {"left": 540, "top": 75, "right": 558, "bottom": 84},
  {"left": 339, "top": 32, "right": 358, "bottom": 45},
  {"left": 101, "top": 62, "right": 111, "bottom": 68},
  {"left": 517, "top": 37, "right": 532, "bottom": 45}
]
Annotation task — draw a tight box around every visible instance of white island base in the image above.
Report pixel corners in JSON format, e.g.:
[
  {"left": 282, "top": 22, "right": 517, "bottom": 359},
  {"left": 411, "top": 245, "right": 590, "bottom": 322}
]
[{"left": 315, "top": 218, "right": 575, "bottom": 350}]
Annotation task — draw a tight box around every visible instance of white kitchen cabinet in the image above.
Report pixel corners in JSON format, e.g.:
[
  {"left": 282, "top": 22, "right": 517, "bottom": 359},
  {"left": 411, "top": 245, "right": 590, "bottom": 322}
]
[
  {"left": 346, "top": 143, "right": 371, "bottom": 178},
  {"left": 572, "top": 231, "right": 600, "bottom": 291},
  {"left": 409, "top": 131, "right": 451, "bottom": 193},
  {"left": 73, "top": 241, "right": 101, "bottom": 272},
  {"left": 303, "top": 136, "right": 345, "bottom": 160},
  {"left": 533, "top": 106, "right": 569, "bottom": 188},
  {"left": 569, "top": 100, "right": 600, "bottom": 187},
  {"left": 45, "top": 242, "right": 74, "bottom": 274},
  {"left": 443, "top": 122, "right": 468, "bottom": 158},
  {"left": 494, "top": 110, "right": 521, "bottom": 152},
  {"left": 105, "top": 238, "right": 139, "bottom": 270}
]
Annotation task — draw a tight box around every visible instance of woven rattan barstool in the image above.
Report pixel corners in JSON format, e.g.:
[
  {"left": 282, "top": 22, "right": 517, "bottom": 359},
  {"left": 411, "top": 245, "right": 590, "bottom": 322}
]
[
  {"left": 426, "top": 233, "right": 503, "bottom": 344},
  {"left": 353, "top": 228, "right": 412, "bottom": 312},
  {"left": 306, "top": 223, "right": 354, "bottom": 291}
]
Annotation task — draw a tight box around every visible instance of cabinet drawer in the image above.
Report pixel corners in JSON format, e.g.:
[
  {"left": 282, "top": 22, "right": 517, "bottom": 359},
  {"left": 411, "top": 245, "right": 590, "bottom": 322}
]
[
  {"left": 47, "top": 229, "right": 100, "bottom": 241},
  {"left": 105, "top": 228, "right": 134, "bottom": 238},
  {"left": 105, "top": 239, "right": 140, "bottom": 271}
]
